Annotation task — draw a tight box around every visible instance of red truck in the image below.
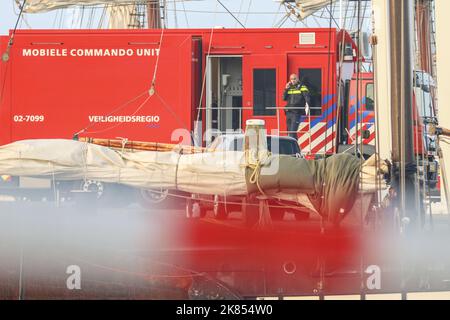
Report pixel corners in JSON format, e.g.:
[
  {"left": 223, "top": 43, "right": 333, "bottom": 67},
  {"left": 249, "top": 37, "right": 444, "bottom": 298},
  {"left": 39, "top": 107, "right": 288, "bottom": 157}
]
[{"left": 0, "top": 27, "right": 438, "bottom": 204}]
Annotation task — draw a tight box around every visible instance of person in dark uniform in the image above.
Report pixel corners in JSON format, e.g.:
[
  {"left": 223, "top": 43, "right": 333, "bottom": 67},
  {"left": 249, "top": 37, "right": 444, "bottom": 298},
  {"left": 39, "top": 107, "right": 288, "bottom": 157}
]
[{"left": 283, "top": 74, "right": 311, "bottom": 140}]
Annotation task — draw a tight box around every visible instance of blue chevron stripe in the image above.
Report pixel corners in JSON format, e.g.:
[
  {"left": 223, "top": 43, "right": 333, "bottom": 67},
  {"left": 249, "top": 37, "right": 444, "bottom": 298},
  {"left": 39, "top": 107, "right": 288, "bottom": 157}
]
[
  {"left": 349, "top": 112, "right": 375, "bottom": 129},
  {"left": 349, "top": 97, "right": 367, "bottom": 116}
]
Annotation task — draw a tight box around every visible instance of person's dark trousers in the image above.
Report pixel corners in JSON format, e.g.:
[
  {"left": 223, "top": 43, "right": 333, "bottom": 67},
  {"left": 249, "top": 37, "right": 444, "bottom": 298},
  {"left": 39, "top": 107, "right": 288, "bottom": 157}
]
[{"left": 285, "top": 110, "right": 301, "bottom": 140}]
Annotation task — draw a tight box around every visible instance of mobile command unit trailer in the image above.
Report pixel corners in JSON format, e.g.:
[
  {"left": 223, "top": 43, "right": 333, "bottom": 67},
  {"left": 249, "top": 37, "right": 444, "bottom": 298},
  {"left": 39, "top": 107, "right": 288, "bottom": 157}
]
[
  {"left": 0, "top": 27, "right": 438, "bottom": 203},
  {"left": 0, "top": 28, "right": 359, "bottom": 148},
  {"left": 0, "top": 28, "right": 358, "bottom": 200}
]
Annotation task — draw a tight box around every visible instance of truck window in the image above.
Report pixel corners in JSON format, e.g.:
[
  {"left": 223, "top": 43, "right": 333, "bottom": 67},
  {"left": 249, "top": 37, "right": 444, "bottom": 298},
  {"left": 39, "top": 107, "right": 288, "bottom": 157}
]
[
  {"left": 365, "top": 83, "right": 374, "bottom": 111},
  {"left": 253, "top": 69, "right": 277, "bottom": 116},
  {"left": 298, "top": 68, "right": 322, "bottom": 116},
  {"left": 267, "top": 138, "right": 299, "bottom": 155},
  {"left": 232, "top": 137, "right": 244, "bottom": 151}
]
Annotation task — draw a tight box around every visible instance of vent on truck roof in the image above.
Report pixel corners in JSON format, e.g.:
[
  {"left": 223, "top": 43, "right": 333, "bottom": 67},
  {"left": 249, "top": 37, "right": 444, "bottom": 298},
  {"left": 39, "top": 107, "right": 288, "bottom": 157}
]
[{"left": 299, "top": 32, "right": 316, "bottom": 45}]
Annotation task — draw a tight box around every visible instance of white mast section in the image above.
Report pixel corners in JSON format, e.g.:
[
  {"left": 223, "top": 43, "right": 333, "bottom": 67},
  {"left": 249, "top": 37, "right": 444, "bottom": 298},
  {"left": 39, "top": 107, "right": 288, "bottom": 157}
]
[
  {"left": 371, "top": 0, "right": 392, "bottom": 160},
  {"left": 435, "top": 0, "right": 450, "bottom": 212}
]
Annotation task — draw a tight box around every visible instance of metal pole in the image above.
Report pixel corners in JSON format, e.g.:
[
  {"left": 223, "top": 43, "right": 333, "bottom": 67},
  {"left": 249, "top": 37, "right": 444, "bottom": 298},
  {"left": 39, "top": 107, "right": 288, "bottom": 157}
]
[{"left": 389, "top": 0, "right": 418, "bottom": 229}]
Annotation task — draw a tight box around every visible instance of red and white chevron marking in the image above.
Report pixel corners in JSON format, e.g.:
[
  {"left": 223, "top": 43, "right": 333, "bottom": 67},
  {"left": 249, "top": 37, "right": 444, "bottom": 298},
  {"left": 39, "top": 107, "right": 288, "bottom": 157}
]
[
  {"left": 297, "top": 122, "right": 337, "bottom": 155},
  {"left": 349, "top": 122, "right": 376, "bottom": 146}
]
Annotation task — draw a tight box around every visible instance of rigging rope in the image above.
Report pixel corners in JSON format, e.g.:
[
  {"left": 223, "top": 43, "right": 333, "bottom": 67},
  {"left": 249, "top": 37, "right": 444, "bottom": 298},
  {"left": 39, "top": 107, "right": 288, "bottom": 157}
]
[
  {"left": 243, "top": 0, "right": 252, "bottom": 26},
  {"left": 358, "top": 0, "right": 367, "bottom": 298},
  {"left": 173, "top": 0, "right": 179, "bottom": 28},
  {"left": 98, "top": 4, "right": 108, "bottom": 28},
  {"left": 5, "top": 0, "right": 26, "bottom": 57},
  {"left": 74, "top": 26, "right": 165, "bottom": 136},
  {"left": 1, "top": 0, "right": 27, "bottom": 107},
  {"left": 370, "top": 5, "right": 384, "bottom": 213},
  {"left": 235, "top": 0, "right": 245, "bottom": 28},
  {"left": 81, "top": 94, "right": 152, "bottom": 135},
  {"left": 150, "top": 27, "right": 165, "bottom": 95},
  {"left": 216, "top": 0, "right": 246, "bottom": 28},
  {"left": 194, "top": 1, "right": 218, "bottom": 146},
  {"left": 181, "top": 0, "right": 190, "bottom": 28},
  {"left": 73, "top": 90, "right": 148, "bottom": 137}
]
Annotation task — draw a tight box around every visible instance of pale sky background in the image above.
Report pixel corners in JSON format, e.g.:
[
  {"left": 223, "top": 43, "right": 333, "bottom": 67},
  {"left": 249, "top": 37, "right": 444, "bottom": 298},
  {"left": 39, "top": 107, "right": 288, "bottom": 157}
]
[{"left": 0, "top": 0, "right": 372, "bottom": 34}]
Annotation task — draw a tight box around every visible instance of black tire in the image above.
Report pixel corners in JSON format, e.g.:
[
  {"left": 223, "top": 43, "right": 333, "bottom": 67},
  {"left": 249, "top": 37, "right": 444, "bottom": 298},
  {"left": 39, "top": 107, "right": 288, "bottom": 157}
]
[
  {"left": 137, "top": 187, "right": 170, "bottom": 209},
  {"left": 242, "top": 197, "right": 260, "bottom": 228},
  {"left": 213, "top": 195, "right": 229, "bottom": 220},
  {"left": 270, "top": 208, "right": 285, "bottom": 221}
]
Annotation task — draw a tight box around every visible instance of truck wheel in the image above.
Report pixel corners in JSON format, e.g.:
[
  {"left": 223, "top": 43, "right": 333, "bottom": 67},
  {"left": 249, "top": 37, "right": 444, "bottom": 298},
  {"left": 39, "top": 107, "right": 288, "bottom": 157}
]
[
  {"left": 138, "top": 188, "right": 169, "bottom": 208},
  {"left": 80, "top": 180, "right": 104, "bottom": 199},
  {"left": 74, "top": 181, "right": 131, "bottom": 208},
  {"left": 242, "top": 197, "right": 260, "bottom": 228},
  {"left": 213, "top": 195, "right": 228, "bottom": 220}
]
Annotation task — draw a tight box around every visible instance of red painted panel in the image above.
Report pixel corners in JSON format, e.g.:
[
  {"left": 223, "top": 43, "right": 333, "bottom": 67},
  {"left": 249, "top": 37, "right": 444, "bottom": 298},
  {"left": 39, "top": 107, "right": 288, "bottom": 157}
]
[
  {"left": 349, "top": 73, "right": 426, "bottom": 156},
  {"left": 0, "top": 36, "right": 11, "bottom": 145},
  {"left": 6, "top": 31, "right": 195, "bottom": 144},
  {"left": 1, "top": 28, "right": 345, "bottom": 148}
]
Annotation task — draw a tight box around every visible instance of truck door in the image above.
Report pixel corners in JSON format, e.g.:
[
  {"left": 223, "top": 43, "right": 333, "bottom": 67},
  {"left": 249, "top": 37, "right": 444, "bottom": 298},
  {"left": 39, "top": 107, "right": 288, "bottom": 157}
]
[
  {"left": 288, "top": 54, "right": 336, "bottom": 155},
  {"left": 241, "top": 54, "right": 287, "bottom": 135},
  {"left": 205, "top": 55, "right": 243, "bottom": 144}
]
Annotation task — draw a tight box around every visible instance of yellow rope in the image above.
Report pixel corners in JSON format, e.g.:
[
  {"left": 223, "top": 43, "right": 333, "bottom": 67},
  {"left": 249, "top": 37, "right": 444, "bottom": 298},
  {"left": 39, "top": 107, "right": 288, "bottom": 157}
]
[{"left": 247, "top": 151, "right": 271, "bottom": 197}]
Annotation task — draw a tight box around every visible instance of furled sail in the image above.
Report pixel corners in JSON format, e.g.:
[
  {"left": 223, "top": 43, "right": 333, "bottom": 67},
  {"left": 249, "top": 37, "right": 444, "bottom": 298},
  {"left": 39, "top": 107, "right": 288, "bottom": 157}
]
[
  {"left": 21, "top": 0, "right": 138, "bottom": 13},
  {"left": 284, "top": 0, "right": 332, "bottom": 20},
  {"left": 0, "top": 139, "right": 387, "bottom": 223},
  {"left": 20, "top": 0, "right": 140, "bottom": 29},
  {"left": 107, "top": 4, "right": 139, "bottom": 29}
]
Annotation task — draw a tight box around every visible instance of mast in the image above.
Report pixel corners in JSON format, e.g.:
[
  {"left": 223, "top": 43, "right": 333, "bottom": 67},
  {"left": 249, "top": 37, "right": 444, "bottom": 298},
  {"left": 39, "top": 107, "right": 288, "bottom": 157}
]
[
  {"left": 372, "top": 0, "right": 419, "bottom": 229},
  {"left": 147, "top": 0, "right": 162, "bottom": 29},
  {"left": 390, "top": 0, "right": 418, "bottom": 229},
  {"left": 372, "top": 0, "right": 392, "bottom": 161}
]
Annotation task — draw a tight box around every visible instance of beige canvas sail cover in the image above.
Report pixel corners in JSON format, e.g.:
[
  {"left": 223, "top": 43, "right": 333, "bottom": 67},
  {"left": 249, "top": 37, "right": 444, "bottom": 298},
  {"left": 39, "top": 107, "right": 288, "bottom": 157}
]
[
  {"left": 107, "top": 5, "right": 139, "bottom": 29},
  {"left": 23, "top": 0, "right": 332, "bottom": 18},
  {"left": 0, "top": 139, "right": 387, "bottom": 223},
  {"left": 22, "top": 0, "right": 136, "bottom": 13},
  {"left": 0, "top": 139, "right": 249, "bottom": 196},
  {"left": 291, "top": 0, "right": 332, "bottom": 20},
  {"left": 21, "top": 0, "right": 139, "bottom": 29}
]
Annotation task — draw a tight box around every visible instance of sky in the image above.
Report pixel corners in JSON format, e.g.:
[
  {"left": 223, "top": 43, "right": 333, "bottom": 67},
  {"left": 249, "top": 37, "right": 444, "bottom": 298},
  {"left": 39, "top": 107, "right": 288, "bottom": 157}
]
[{"left": 0, "top": 0, "right": 372, "bottom": 34}]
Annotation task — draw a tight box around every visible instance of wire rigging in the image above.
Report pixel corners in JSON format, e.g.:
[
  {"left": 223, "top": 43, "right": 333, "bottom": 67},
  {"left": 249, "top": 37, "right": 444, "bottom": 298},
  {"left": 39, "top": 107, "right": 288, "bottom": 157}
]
[
  {"left": 216, "top": 0, "right": 246, "bottom": 28},
  {"left": 180, "top": 0, "right": 190, "bottom": 28},
  {"left": 1, "top": 0, "right": 27, "bottom": 105},
  {"left": 235, "top": 0, "right": 245, "bottom": 28}
]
